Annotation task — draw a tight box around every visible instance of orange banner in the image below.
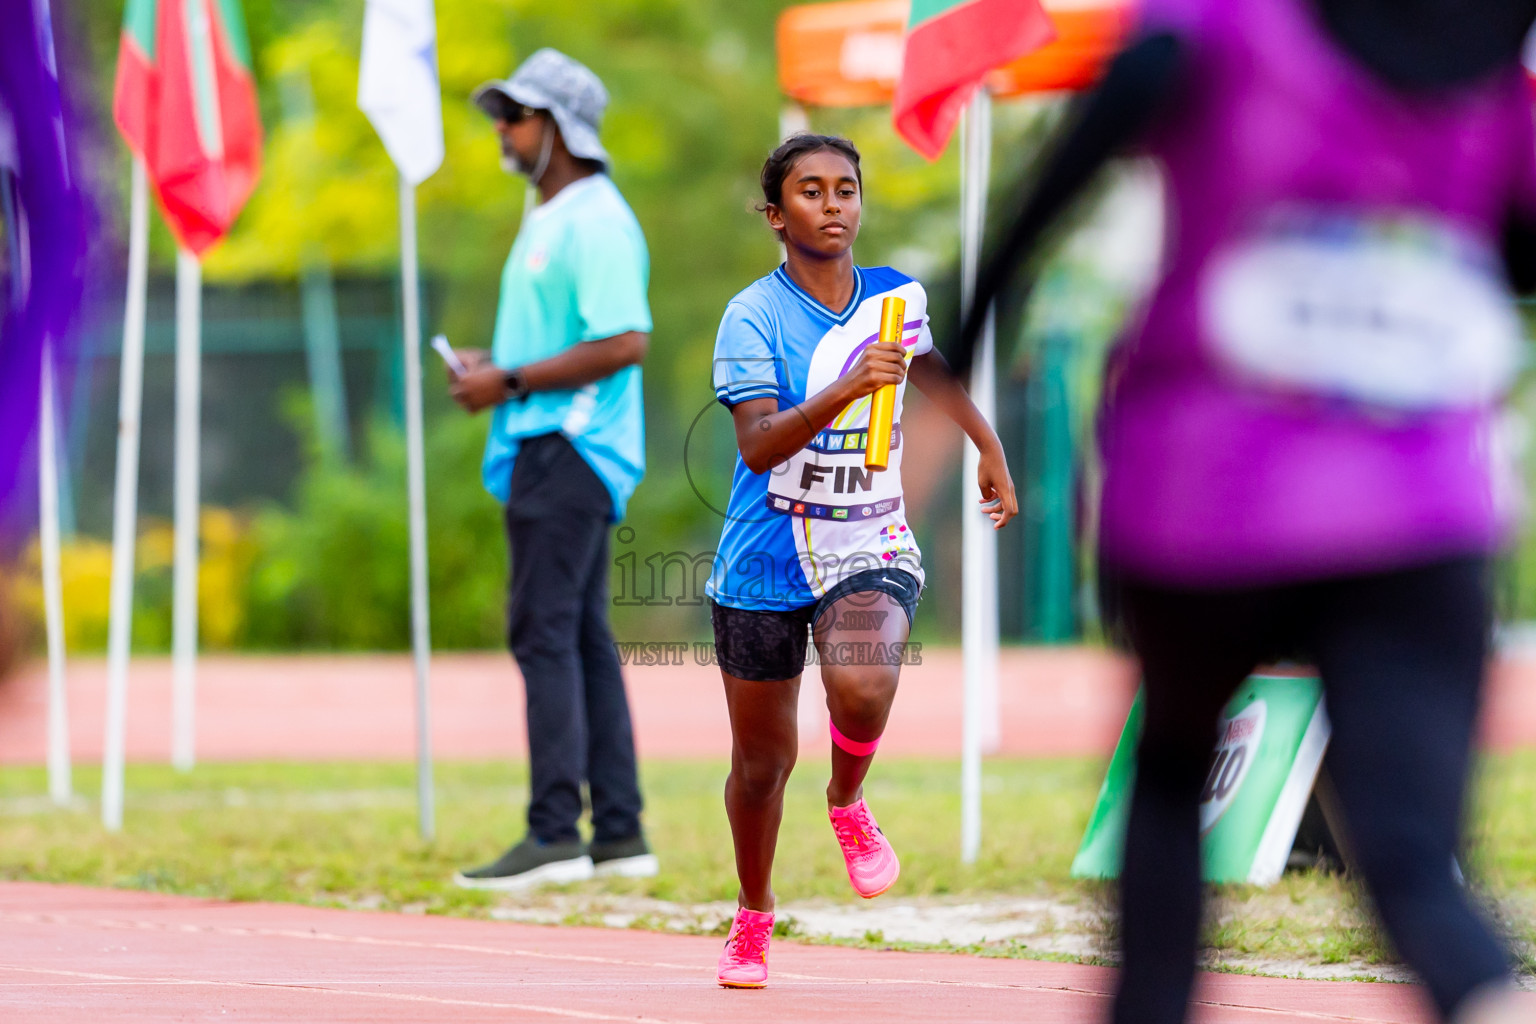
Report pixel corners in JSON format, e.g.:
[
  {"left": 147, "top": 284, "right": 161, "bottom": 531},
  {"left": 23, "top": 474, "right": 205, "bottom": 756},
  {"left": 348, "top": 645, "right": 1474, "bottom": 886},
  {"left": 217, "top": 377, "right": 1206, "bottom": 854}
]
[
  {"left": 988, "top": 2, "right": 1135, "bottom": 97},
  {"left": 777, "top": 0, "right": 1134, "bottom": 109}
]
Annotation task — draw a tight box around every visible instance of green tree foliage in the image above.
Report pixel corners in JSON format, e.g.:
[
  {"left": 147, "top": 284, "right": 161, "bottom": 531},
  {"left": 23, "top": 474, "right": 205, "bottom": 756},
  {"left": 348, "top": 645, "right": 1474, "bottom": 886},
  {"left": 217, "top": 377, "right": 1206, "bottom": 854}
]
[
  {"left": 58, "top": 1, "right": 1066, "bottom": 649},
  {"left": 243, "top": 404, "right": 509, "bottom": 649}
]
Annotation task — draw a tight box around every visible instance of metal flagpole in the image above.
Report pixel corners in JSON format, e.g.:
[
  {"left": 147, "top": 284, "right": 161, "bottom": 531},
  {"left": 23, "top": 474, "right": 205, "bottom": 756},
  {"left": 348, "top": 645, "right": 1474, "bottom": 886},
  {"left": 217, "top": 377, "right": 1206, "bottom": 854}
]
[
  {"left": 779, "top": 100, "right": 828, "bottom": 747},
  {"left": 959, "top": 89, "right": 1000, "bottom": 865},
  {"left": 779, "top": 102, "right": 809, "bottom": 142},
  {"left": 40, "top": 342, "right": 71, "bottom": 805},
  {"left": 1, "top": 164, "right": 70, "bottom": 806},
  {"left": 103, "top": 157, "right": 151, "bottom": 831},
  {"left": 172, "top": 248, "right": 202, "bottom": 771},
  {"left": 399, "top": 174, "right": 435, "bottom": 841}
]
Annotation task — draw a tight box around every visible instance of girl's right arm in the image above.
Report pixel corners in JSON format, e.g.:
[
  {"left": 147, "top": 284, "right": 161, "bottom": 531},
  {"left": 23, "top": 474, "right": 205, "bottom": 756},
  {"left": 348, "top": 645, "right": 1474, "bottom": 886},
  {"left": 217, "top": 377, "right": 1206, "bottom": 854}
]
[{"left": 729, "top": 342, "right": 908, "bottom": 474}]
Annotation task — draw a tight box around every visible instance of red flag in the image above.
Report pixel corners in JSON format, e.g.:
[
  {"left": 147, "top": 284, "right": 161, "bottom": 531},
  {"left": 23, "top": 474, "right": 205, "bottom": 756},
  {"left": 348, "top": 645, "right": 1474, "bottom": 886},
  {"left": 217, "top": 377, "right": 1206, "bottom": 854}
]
[
  {"left": 894, "top": 0, "right": 1056, "bottom": 160},
  {"left": 113, "top": 0, "right": 262, "bottom": 255}
]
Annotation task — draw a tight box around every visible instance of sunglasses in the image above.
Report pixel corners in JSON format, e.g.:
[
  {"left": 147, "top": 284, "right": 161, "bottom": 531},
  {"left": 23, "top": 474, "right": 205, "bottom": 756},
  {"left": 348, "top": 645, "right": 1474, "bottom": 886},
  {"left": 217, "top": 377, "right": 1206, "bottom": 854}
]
[{"left": 482, "top": 94, "right": 542, "bottom": 125}]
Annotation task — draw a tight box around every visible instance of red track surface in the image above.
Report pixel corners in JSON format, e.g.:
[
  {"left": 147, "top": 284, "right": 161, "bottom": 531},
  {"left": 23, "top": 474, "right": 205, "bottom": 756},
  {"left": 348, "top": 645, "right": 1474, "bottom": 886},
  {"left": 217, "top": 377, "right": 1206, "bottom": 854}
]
[
  {"left": 0, "top": 647, "right": 1141, "bottom": 763},
  {"left": 6, "top": 881, "right": 1526, "bottom": 1023},
  {"left": 2, "top": 646, "right": 1534, "bottom": 764}
]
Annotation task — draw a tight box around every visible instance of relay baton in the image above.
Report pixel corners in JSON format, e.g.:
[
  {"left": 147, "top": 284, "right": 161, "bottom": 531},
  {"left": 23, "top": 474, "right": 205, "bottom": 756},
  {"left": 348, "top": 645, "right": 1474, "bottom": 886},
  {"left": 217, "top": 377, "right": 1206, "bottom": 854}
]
[{"left": 864, "top": 295, "right": 907, "bottom": 470}]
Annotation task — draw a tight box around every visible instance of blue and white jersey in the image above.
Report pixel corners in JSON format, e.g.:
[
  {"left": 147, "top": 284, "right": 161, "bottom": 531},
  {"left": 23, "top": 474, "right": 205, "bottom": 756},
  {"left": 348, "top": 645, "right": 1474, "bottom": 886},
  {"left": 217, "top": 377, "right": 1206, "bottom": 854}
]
[{"left": 706, "top": 265, "right": 934, "bottom": 612}]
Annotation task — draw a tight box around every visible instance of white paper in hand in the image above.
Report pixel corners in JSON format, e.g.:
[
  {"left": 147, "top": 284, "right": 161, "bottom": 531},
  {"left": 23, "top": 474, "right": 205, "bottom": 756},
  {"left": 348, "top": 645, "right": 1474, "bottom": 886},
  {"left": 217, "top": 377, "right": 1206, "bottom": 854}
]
[{"left": 431, "top": 334, "right": 467, "bottom": 375}]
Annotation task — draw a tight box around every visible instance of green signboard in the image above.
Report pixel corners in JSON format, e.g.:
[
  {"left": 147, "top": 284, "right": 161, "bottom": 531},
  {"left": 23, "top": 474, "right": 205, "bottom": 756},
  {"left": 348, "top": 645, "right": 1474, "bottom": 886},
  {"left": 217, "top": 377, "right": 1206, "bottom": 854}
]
[{"left": 1071, "top": 673, "right": 1331, "bottom": 886}]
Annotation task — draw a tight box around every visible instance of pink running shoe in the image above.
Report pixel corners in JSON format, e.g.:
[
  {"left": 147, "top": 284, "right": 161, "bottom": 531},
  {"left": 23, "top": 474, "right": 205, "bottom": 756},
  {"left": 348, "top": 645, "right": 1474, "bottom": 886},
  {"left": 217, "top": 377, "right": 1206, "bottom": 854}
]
[
  {"left": 716, "top": 907, "right": 773, "bottom": 988},
  {"left": 829, "top": 798, "right": 900, "bottom": 898}
]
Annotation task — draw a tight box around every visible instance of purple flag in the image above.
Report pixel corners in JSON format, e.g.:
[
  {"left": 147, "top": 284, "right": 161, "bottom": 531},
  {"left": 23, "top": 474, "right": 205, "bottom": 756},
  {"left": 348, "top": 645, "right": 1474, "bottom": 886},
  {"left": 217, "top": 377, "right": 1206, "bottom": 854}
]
[{"left": 0, "top": 0, "right": 86, "bottom": 511}]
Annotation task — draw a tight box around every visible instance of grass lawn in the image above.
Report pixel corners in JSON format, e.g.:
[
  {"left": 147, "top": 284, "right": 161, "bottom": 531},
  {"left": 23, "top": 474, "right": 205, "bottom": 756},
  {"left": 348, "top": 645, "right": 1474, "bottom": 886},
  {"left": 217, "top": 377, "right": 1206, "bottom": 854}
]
[{"left": 0, "top": 755, "right": 1531, "bottom": 976}]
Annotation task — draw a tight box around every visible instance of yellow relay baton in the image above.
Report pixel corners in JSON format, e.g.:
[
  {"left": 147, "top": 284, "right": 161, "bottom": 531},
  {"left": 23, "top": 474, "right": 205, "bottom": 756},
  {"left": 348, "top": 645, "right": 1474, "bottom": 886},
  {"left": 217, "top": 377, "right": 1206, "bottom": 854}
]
[{"left": 864, "top": 295, "right": 907, "bottom": 470}]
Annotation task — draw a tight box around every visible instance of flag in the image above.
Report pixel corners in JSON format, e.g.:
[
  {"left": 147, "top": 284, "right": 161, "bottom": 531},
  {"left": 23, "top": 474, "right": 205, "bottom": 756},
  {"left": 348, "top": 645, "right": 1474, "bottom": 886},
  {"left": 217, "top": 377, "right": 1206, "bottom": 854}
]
[
  {"left": 112, "top": 0, "right": 262, "bottom": 255},
  {"left": 358, "top": 0, "right": 444, "bottom": 186},
  {"left": 893, "top": 0, "right": 1056, "bottom": 160},
  {"left": 1, "top": 0, "right": 86, "bottom": 506}
]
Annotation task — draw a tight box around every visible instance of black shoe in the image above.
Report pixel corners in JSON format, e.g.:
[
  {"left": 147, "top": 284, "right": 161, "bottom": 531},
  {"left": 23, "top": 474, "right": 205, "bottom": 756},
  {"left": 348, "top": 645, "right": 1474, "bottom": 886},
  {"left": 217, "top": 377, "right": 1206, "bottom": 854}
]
[
  {"left": 588, "top": 834, "right": 659, "bottom": 878},
  {"left": 453, "top": 836, "right": 594, "bottom": 891}
]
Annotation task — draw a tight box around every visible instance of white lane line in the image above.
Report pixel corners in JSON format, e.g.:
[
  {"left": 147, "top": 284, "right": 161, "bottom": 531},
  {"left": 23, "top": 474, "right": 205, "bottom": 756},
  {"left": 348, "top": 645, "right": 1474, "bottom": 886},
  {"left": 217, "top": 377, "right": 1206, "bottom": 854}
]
[
  {"left": 0, "top": 910, "right": 1415, "bottom": 1021},
  {"left": 1, "top": 911, "right": 707, "bottom": 972},
  {"left": 0, "top": 963, "right": 707, "bottom": 1024}
]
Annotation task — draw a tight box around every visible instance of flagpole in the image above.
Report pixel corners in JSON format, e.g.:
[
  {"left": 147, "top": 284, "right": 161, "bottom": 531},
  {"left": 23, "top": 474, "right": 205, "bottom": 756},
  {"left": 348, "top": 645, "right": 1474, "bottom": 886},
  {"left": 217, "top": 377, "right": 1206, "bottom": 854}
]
[
  {"left": 399, "top": 174, "right": 435, "bottom": 842},
  {"left": 39, "top": 341, "right": 71, "bottom": 806},
  {"left": 959, "top": 89, "right": 1000, "bottom": 866},
  {"left": 6, "top": 163, "right": 71, "bottom": 807},
  {"left": 104, "top": 157, "right": 151, "bottom": 831},
  {"left": 359, "top": 0, "right": 444, "bottom": 843},
  {"left": 779, "top": 102, "right": 809, "bottom": 142},
  {"left": 172, "top": 248, "right": 202, "bottom": 772},
  {"left": 779, "top": 100, "right": 828, "bottom": 748}
]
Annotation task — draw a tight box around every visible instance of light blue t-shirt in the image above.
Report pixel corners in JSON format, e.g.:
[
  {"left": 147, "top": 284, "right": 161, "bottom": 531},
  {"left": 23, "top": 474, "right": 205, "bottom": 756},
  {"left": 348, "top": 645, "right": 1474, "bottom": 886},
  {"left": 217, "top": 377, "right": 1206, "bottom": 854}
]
[
  {"left": 481, "top": 174, "right": 651, "bottom": 521},
  {"left": 706, "top": 265, "right": 933, "bottom": 611}
]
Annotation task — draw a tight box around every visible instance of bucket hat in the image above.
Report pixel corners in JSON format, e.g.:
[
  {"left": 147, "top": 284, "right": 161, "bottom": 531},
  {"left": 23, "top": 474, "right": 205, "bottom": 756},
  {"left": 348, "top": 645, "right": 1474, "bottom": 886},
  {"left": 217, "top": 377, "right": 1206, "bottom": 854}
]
[{"left": 473, "top": 49, "right": 610, "bottom": 170}]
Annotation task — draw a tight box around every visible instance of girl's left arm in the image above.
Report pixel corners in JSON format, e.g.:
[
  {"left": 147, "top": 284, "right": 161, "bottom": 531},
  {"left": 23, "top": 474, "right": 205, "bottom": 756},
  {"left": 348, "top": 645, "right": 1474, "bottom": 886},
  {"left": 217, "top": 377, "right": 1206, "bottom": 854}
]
[{"left": 907, "top": 350, "right": 1019, "bottom": 529}]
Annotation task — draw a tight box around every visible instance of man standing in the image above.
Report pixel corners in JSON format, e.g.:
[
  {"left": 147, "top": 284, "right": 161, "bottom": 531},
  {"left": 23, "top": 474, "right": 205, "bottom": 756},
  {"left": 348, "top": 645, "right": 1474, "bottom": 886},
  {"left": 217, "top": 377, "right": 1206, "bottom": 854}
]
[{"left": 450, "top": 49, "right": 655, "bottom": 890}]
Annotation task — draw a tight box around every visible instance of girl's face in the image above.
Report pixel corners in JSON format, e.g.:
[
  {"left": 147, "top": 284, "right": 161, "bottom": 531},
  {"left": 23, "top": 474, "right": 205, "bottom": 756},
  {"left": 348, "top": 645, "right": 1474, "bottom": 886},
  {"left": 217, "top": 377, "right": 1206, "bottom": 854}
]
[{"left": 767, "top": 150, "right": 861, "bottom": 259}]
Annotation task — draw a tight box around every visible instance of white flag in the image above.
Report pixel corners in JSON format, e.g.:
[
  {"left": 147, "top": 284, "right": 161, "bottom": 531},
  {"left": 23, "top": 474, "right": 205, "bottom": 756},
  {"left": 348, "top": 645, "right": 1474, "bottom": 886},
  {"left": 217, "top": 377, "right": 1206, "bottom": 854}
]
[{"left": 358, "top": 0, "right": 444, "bottom": 186}]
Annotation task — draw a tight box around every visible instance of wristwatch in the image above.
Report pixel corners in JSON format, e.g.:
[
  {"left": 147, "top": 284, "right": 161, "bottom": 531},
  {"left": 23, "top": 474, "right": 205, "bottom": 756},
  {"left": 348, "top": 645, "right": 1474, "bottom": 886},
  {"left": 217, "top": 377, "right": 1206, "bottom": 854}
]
[{"left": 503, "top": 367, "right": 530, "bottom": 401}]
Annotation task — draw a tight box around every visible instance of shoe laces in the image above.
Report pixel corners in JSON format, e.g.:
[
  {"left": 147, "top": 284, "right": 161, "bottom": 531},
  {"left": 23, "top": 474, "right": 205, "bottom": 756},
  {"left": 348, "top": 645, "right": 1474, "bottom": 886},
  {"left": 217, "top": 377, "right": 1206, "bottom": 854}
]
[
  {"left": 726, "top": 914, "right": 772, "bottom": 964},
  {"left": 832, "top": 804, "right": 882, "bottom": 863}
]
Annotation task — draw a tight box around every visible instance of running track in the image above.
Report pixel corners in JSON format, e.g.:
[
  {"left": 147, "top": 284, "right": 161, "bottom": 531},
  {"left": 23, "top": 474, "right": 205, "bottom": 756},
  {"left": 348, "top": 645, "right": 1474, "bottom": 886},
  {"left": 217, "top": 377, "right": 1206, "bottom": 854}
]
[
  {"left": 4, "top": 881, "right": 1526, "bottom": 1023},
  {"left": 2, "top": 646, "right": 1534, "bottom": 764}
]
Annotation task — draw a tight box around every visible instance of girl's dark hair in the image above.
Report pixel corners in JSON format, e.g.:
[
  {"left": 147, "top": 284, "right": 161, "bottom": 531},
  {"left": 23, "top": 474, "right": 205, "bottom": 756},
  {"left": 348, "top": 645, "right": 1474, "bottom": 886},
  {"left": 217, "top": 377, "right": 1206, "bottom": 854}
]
[{"left": 758, "top": 133, "right": 862, "bottom": 209}]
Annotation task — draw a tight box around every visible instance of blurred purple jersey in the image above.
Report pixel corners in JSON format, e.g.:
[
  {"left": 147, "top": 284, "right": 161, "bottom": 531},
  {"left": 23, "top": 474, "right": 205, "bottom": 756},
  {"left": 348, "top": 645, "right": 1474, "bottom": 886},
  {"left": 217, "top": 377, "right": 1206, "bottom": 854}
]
[
  {"left": 1098, "top": 0, "right": 1536, "bottom": 585},
  {"left": 0, "top": 0, "right": 86, "bottom": 509}
]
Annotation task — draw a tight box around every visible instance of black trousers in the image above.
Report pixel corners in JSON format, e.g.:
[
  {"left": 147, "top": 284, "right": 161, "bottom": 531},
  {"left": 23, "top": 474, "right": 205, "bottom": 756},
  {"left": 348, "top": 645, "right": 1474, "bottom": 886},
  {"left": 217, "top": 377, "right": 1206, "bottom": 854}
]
[
  {"left": 505, "top": 433, "right": 642, "bottom": 845},
  {"left": 1108, "top": 557, "right": 1510, "bottom": 1024}
]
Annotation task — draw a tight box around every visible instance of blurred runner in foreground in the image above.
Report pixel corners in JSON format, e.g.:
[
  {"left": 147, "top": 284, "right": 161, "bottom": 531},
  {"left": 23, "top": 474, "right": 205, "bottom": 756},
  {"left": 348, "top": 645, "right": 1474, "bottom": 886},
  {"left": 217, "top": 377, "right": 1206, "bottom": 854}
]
[
  {"left": 0, "top": 0, "right": 86, "bottom": 681},
  {"left": 447, "top": 49, "right": 657, "bottom": 891},
  {"left": 953, "top": 1, "right": 1536, "bottom": 1021}
]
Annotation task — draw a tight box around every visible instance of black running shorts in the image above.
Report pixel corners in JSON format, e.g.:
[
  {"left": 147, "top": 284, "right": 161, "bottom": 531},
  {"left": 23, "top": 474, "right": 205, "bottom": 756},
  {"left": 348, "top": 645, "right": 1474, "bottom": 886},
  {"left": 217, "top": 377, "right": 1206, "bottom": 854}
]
[{"left": 710, "top": 567, "right": 921, "bottom": 682}]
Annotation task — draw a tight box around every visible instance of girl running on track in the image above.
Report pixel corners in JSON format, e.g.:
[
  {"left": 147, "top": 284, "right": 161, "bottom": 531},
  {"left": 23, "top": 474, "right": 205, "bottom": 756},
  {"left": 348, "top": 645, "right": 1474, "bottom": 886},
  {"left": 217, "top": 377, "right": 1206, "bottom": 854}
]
[
  {"left": 706, "top": 133, "right": 1017, "bottom": 989},
  {"left": 951, "top": 1, "right": 1536, "bottom": 1022}
]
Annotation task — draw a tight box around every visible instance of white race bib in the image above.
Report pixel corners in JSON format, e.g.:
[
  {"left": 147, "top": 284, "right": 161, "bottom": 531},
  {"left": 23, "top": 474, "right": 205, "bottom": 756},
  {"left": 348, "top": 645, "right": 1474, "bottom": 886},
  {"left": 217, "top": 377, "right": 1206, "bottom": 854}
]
[
  {"left": 1203, "top": 210, "right": 1522, "bottom": 410},
  {"left": 766, "top": 424, "right": 905, "bottom": 520}
]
